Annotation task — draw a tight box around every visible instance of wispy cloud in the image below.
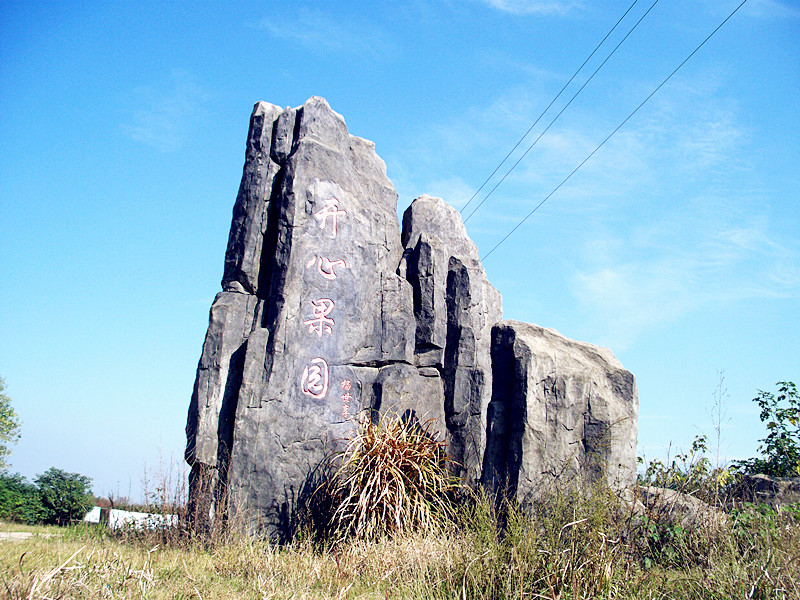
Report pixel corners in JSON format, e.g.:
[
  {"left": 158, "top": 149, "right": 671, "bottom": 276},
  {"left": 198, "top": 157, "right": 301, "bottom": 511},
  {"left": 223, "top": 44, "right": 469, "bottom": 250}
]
[
  {"left": 740, "top": 0, "right": 800, "bottom": 19},
  {"left": 392, "top": 65, "right": 750, "bottom": 218},
  {"left": 257, "top": 9, "right": 395, "bottom": 56},
  {"left": 479, "top": 0, "right": 585, "bottom": 16},
  {"left": 571, "top": 216, "right": 800, "bottom": 350},
  {"left": 547, "top": 75, "right": 798, "bottom": 348},
  {"left": 121, "top": 71, "right": 210, "bottom": 152},
  {"left": 391, "top": 60, "right": 799, "bottom": 350},
  {"left": 698, "top": 0, "right": 800, "bottom": 21}
]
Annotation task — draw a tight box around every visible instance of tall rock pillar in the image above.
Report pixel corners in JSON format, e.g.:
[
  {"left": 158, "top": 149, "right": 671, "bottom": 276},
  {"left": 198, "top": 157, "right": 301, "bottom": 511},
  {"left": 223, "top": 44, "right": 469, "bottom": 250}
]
[
  {"left": 399, "top": 195, "right": 502, "bottom": 484},
  {"left": 186, "top": 97, "right": 421, "bottom": 536}
]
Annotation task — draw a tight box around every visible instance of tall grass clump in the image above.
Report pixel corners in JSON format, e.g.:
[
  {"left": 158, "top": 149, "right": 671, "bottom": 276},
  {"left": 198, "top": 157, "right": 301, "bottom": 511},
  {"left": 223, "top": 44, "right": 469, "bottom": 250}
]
[
  {"left": 420, "top": 484, "right": 633, "bottom": 600},
  {"left": 321, "top": 412, "right": 459, "bottom": 542}
]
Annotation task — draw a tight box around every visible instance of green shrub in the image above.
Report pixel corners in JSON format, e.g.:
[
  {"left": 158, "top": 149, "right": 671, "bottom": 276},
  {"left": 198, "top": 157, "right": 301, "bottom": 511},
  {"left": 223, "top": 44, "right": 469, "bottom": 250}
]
[
  {"left": 735, "top": 381, "right": 800, "bottom": 477},
  {"left": 0, "top": 471, "right": 43, "bottom": 524},
  {"left": 640, "top": 434, "right": 711, "bottom": 491},
  {"left": 0, "top": 377, "right": 21, "bottom": 471}
]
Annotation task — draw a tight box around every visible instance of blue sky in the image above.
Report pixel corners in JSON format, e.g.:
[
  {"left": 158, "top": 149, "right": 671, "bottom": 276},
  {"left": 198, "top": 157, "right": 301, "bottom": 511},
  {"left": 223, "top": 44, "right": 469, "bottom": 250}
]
[{"left": 1, "top": 0, "right": 798, "bottom": 499}]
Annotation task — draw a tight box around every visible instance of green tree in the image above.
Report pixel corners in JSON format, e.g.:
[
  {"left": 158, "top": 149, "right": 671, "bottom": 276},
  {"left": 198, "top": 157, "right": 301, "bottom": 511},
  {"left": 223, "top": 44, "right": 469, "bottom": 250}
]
[
  {"left": 35, "top": 467, "right": 93, "bottom": 525},
  {"left": 0, "top": 377, "right": 22, "bottom": 471},
  {"left": 736, "top": 381, "right": 800, "bottom": 477},
  {"left": 0, "top": 472, "right": 44, "bottom": 524}
]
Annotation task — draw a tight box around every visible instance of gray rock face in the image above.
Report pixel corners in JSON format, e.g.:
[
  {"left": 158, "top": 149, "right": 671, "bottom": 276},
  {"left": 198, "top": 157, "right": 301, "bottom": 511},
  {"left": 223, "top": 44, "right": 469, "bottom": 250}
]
[
  {"left": 222, "top": 103, "right": 283, "bottom": 295},
  {"left": 482, "top": 321, "right": 638, "bottom": 499},
  {"left": 636, "top": 486, "right": 728, "bottom": 530},
  {"left": 186, "top": 98, "right": 441, "bottom": 535},
  {"left": 186, "top": 98, "right": 638, "bottom": 536}
]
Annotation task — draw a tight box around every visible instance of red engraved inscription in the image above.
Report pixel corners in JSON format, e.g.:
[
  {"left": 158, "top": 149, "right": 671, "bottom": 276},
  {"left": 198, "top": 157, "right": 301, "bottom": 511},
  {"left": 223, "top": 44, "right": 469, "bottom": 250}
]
[
  {"left": 314, "top": 197, "right": 347, "bottom": 237},
  {"left": 306, "top": 256, "right": 348, "bottom": 280},
  {"left": 341, "top": 392, "right": 353, "bottom": 417},
  {"left": 304, "top": 298, "right": 335, "bottom": 337},
  {"left": 341, "top": 380, "right": 354, "bottom": 418},
  {"left": 300, "top": 357, "right": 329, "bottom": 399}
]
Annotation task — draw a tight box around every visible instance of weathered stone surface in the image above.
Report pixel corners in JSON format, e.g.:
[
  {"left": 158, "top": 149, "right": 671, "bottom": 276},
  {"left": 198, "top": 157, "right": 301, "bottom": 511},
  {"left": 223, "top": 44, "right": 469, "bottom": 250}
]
[
  {"left": 186, "top": 98, "right": 639, "bottom": 536},
  {"left": 185, "top": 291, "right": 259, "bottom": 468},
  {"left": 482, "top": 321, "right": 638, "bottom": 499},
  {"left": 223, "top": 102, "right": 283, "bottom": 295},
  {"left": 371, "top": 363, "right": 446, "bottom": 435},
  {"left": 399, "top": 195, "right": 502, "bottom": 484},
  {"left": 636, "top": 486, "right": 728, "bottom": 530},
  {"left": 730, "top": 474, "right": 800, "bottom": 506}
]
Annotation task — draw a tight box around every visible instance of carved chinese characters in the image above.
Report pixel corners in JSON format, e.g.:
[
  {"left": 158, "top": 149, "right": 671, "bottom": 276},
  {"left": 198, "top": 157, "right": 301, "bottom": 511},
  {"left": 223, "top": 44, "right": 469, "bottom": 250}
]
[
  {"left": 314, "top": 197, "right": 347, "bottom": 237},
  {"left": 300, "top": 357, "right": 329, "bottom": 399},
  {"left": 340, "top": 379, "right": 353, "bottom": 418},
  {"left": 306, "top": 256, "right": 348, "bottom": 280},
  {"left": 298, "top": 187, "right": 360, "bottom": 422},
  {"left": 304, "top": 298, "right": 335, "bottom": 337}
]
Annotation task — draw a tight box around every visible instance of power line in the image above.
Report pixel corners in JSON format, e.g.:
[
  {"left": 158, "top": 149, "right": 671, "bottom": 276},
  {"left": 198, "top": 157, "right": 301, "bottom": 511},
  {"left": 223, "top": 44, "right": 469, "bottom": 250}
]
[
  {"left": 460, "top": 0, "right": 641, "bottom": 216},
  {"left": 481, "top": 0, "right": 749, "bottom": 262},
  {"left": 464, "top": 0, "right": 660, "bottom": 224}
]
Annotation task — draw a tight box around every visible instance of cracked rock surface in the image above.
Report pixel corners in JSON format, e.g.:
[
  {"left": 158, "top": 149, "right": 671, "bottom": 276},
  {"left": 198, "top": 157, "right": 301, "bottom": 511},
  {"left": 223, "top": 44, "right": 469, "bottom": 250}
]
[{"left": 185, "top": 98, "right": 638, "bottom": 536}]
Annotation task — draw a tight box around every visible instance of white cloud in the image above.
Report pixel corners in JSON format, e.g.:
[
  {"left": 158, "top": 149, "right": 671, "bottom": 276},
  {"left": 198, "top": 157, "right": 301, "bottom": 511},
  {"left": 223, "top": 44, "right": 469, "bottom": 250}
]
[
  {"left": 396, "top": 62, "right": 753, "bottom": 231},
  {"left": 573, "top": 259, "right": 694, "bottom": 349},
  {"left": 480, "top": 0, "right": 585, "bottom": 16},
  {"left": 121, "top": 71, "right": 210, "bottom": 152},
  {"left": 422, "top": 177, "right": 477, "bottom": 210},
  {"left": 390, "top": 58, "right": 797, "bottom": 349}
]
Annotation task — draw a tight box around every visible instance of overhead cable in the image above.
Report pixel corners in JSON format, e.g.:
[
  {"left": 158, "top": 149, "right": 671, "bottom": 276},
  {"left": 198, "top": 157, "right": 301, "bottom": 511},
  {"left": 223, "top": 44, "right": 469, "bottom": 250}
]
[
  {"left": 481, "top": 0, "right": 749, "bottom": 261},
  {"left": 465, "top": 0, "right": 660, "bottom": 224},
  {"left": 460, "top": 0, "right": 641, "bottom": 216}
]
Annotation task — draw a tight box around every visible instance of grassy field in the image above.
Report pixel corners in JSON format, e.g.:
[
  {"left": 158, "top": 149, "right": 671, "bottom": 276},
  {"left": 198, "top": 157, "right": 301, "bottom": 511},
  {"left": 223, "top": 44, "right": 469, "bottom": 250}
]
[{"left": 2, "top": 487, "right": 799, "bottom": 600}]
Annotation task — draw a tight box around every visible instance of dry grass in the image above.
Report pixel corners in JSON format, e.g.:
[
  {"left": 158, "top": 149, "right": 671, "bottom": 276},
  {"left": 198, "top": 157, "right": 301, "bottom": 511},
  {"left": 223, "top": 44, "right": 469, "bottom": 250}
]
[
  {"left": 2, "top": 490, "right": 799, "bottom": 600},
  {"left": 0, "top": 524, "right": 466, "bottom": 599},
  {"left": 321, "top": 413, "right": 458, "bottom": 543},
  {"left": 3, "top": 424, "right": 798, "bottom": 599},
  {"left": 0, "top": 522, "right": 61, "bottom": 535}
]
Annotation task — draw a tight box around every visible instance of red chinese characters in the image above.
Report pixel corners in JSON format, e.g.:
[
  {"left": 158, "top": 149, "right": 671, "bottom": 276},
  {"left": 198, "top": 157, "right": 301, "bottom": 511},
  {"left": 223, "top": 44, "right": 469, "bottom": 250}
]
[
  {"left": 300, "top": 358, "right": 329, "bottom": 399},
  {"left": 306, "top": 256, "right": 348, "bottom": 280},
  {"left": 298, "top": 193, "right": 357, "bottom": 416},
  {"left": 304, "top": 298, "right": 335, "bottom": 337},
  {"left": 341, "top": 379, "right": 353, "bottom": 418},
  {"left": 314, "top": 197, "right": 347, "bottom": 238}
]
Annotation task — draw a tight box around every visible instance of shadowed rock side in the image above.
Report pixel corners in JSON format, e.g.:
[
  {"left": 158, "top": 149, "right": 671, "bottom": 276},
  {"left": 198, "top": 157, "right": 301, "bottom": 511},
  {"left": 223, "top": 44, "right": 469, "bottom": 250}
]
[
  {"left": 482, "top": 321, "right": 638, "bottom": 501},
  {"left": 185, "top": 97, "right": 638, "bottom": 537}
]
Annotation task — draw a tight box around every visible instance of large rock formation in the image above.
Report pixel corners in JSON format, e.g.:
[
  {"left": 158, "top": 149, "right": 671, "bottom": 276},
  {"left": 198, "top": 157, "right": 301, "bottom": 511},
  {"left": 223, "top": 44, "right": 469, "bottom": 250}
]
[
  {"left": 186, "top": 97, "right": 638, "bottom": 536},
  {"left": 482, "top": 322, "right": 638, "bottom": 500}
]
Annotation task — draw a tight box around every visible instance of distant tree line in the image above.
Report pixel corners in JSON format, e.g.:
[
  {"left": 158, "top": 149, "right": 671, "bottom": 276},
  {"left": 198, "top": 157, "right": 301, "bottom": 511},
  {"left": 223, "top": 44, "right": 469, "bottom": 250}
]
[
  {"left": 1, "top": 377, "right": 95, "bottom": 525},
  {"left": 0, "top": 377, "right": 21, "bottom": 471}
]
